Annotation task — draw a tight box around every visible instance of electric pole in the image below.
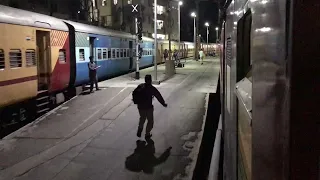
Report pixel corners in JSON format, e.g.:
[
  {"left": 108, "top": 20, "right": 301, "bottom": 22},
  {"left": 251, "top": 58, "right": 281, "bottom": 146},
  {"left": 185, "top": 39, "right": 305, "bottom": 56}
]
[
  {"left": 165, "top": 0, "right": 175, "bottom": 77},
  {"left": 135, "top": 6, "right": 143, "bottom": 79}
]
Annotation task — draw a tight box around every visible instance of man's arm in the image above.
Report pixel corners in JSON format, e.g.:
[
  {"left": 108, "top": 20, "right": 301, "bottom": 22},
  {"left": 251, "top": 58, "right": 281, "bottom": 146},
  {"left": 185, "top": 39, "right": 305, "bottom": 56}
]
[{"left": 152, "top": 87, "right": 167, "bottom": 107}]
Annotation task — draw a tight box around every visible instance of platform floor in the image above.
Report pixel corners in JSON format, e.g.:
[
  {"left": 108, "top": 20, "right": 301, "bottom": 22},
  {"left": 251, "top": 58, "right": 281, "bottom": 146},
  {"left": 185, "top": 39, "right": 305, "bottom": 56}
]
[{"left": 0, "top": 58, "right": 220, "bottom": 180}]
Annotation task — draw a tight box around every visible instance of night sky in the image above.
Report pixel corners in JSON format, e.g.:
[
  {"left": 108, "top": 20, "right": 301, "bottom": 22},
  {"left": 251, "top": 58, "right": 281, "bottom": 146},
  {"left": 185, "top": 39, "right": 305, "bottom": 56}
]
[{"left": 180, "top": 0, "right": 219, "bottom": 43}]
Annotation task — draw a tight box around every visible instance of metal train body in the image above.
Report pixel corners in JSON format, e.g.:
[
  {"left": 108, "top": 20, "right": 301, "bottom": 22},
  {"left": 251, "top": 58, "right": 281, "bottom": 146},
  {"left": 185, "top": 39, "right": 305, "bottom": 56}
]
[
  {"left": 219, "top": 0, "right": 319, "bottom": 179},
  {"left": 0, "top": 5, "right": 199, "bottom": 125}
]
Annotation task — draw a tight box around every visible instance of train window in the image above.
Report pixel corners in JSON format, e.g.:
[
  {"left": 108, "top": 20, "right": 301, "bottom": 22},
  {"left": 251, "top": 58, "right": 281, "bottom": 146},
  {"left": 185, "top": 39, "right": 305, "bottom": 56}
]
[
  {"left": 120, "top": 49, "right": 123, "bottom": 57},
  {"left": 108, "top": 49, "right": 111, "bottom": 59},
  {"left": 116, "top": 49, "right": 119, "bottom": 58},
  {"left": 236, "top": 10, "right": 252, "bottom": 81},
  {"left": 133, "top": 49, "right": 136, "bottom": 56},
  {"left": 0, "top": 49, "right": 5, "bottom": 69},
  {"left": 26, "top": 49, "right": 36, "bottom": 67},
  {"left": 102, "top": 49, "right": 107, "bottom": 59},
  {"left": 79, "top": 49, "right": 85, "bottom": 61},
  {"left": 112, "top": 49, "right": 115, "bottom": 58},
  {"left": 124, "top": 49, "right": 127, "bottom": 57},
  {"left": 58, "top": 49, "right": 66, "bottom": 63},
  {"left": 97, "top": 49, "right": 102, "bottom": 60},
  {"left": 9, "top": 49, "right": 22, "bottom": 68}
]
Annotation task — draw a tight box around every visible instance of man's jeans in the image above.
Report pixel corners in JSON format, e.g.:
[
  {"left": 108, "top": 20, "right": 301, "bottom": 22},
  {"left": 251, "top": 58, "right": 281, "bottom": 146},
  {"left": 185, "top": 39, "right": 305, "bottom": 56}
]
[{"left": 138, "top": 108, "right": 154, "bottom": 134}]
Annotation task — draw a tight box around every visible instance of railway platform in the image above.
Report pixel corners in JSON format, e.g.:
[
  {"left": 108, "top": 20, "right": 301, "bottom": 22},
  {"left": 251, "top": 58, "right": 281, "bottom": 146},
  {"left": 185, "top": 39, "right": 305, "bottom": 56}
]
[{"left": 0, "top": 58, "right": 220, "bottom": 180}]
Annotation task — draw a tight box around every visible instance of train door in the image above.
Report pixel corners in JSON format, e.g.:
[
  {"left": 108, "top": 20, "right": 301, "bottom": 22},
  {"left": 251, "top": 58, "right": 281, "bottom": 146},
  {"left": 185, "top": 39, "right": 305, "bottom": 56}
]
[
  {"left": 235, "top": 10, "right": 252, "bottom": 180},
  {"left": 89, "top": 37, "right": 96, "bottom": 58},
  {"left": 36, "top": 30, "right": 51, "bottom": 91},
  {"left": 129, "top": 41, "right": 133, "bottom": 70}
]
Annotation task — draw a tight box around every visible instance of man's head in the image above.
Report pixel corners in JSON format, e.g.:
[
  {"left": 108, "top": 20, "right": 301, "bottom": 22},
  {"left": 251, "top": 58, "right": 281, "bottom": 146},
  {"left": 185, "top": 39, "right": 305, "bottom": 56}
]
[
  {"left": 89, "top": 56, "right": 93, "bottom": 62},
  {"left": 145, "top": 74, "right": 152, "bottom": 85}
]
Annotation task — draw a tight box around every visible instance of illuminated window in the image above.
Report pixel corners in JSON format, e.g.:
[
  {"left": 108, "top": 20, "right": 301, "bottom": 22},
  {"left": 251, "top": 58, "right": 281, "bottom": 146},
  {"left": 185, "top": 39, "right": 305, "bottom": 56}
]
[
  {"left": 113, "top": 0, "right": 118, "bottom": 5},
  {"left": 112, "top": 49, "right": 115, "bottom": 58},
  {"left": 108, "top": 49, "right": 111, "bottom": 59},
  {"left": 124, "top": 49, "right": 127, "bottom": 57},
  {"left": 102, "top": 0, "right": 107, "bottom": 6},
  {"left": 79, "top": 49, "right": 85, "bottom": 61},
  {"left": 116, "top": 49, "right": 119, "bottom": 57},
  {"left": 97, "top": 49, "right": 102, "bottom": 59},
  {"left": 153, "top": 4, "right": 165, "bottom": 15},
  {"left": 156, "top": 20, "right": 163, "bottom": 29},
  {"left": 9, "top": 49, "right": 22, "bottom": 68},
  {"left": 103, "top": 49, "right": 107, "bottom": 59},
  {"left": 58, "top": 49, "right": 66, "bottom": 64},
  {"left": 120, "top": 49, "right": 123, "bottom": 57},
  {"left": 128, "top": 0, "right": 132, "bottom": 4},
  {"left": 26, "top": 49, "right": 36, "bottom": 67}
]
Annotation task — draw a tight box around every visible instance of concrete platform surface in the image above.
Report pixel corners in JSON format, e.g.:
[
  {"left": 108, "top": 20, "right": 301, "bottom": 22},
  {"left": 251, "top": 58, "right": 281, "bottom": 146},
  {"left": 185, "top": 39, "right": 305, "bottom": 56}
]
[{"left": 0, "top": 58, "right": 220, "bottom": 180}]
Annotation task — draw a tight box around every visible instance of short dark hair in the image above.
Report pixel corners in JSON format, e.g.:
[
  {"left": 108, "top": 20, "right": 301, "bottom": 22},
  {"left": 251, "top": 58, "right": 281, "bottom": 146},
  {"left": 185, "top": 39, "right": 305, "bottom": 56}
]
[
  {"left": 145, "top": 74, "right": 152, "bottom": 84},
  {"left": 89, "top": 56, "right": 93, "bottom": 60}
]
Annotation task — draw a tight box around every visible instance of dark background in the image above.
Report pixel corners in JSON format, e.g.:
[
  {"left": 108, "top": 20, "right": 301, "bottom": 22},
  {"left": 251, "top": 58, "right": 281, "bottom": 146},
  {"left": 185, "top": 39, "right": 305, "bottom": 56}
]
[{"left": 180, "top": 0, "right": 219, "bottom": 43}]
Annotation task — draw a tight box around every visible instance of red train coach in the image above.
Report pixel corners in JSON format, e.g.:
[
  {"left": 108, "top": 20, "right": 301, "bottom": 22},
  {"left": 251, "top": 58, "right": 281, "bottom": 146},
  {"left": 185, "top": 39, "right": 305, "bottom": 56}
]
[{"left": 0, "top": 5, "right": 70, "bottom": 125}]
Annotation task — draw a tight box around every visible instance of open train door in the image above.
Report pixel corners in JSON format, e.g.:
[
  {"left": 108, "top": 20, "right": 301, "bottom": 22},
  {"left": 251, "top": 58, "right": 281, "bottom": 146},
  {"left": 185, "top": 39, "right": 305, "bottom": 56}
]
[
  {"left": 89, "top": 37, "right": 96, "bottom": 59},
  {"left": 36, "top": 30, "right": 51, "bottom": 91}
]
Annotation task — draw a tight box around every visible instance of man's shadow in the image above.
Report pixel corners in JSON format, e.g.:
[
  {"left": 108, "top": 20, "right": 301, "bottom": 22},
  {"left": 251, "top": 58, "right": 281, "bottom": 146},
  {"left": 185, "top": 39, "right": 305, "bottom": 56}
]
[{"left": 125, "top": 138, "right": 172, "bottom": 174}]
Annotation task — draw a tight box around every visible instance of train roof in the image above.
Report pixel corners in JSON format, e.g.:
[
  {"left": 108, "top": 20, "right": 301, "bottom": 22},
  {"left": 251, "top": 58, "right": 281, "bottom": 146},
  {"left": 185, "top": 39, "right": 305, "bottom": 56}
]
[
  {"left": 64, "top": 20, "right": 154, "bottom": 42},
  {"left": 0, "top": 5, "right": 68, "bottom": 31}
]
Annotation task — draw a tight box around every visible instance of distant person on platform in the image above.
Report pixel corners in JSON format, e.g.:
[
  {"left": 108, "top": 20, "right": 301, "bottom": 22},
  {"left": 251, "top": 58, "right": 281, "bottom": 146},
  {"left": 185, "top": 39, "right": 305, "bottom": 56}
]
[
  {"left": 163, "top": 49, "right": 168, "bottom": 61},
  {"left": 132, "top": 74, "right": 168, "bottom": 139},
  {"left": 88, "top": 56, "right": 100, "bottom": 93},
  {"left": 199, "top": 49, "right": 204, "bottom": 65}
]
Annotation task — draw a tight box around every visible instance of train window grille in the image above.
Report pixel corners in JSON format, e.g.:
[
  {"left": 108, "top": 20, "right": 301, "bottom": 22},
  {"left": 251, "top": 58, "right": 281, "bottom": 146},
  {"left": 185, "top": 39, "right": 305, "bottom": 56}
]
[
  {"left": 97, "top": 49, "right": 102, "bottom": 60},
  {"left": 102, "top": 49, "right": 107, "bottom": 59},
  {"left": 0, "top": 49, "right": 5, "bottom": 70},
  {"left": 127, "top": 49, "right": 131, "bottom": 57},
  {"left": 59, "top": 49, "right": 66, "bottom": 63},
  {"left": 108, "top": 49, "right": 111, "bottom": 59},
  {"left": 26, "top": 49, "right": 36, "bottom": 67},
  {"left": 133, "top": 49, "right": 136, "bottom": 57},
  {"left": 112, "top": 49, "right": 115, "bottom": 58},
  {"left": 120, "top": 49, "right": 124, "bottom": 57},
  {"left": 124, "top": 49, "right": 127, "bottom": 57},
  {"left": 79, "top": 49, "right": 85, "bottom": 61},
  {"left": 9, "top": 49, "right": 22, "bottom": 68},
  {"left": 116, "top": 49, "right": 119, "bottom": 58}
]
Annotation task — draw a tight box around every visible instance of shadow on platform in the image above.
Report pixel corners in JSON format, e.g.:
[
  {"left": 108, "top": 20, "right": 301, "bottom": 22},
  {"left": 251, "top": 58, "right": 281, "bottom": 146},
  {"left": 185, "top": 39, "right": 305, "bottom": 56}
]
[{"left": 125, "top": 138, "right": 172, "bottom": 174}]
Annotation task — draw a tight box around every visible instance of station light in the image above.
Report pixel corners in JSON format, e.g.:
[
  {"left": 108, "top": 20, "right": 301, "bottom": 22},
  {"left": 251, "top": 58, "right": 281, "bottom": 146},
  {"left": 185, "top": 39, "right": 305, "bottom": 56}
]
[{"left": 191, "top": 12, "right": 196, "bottom": 17}]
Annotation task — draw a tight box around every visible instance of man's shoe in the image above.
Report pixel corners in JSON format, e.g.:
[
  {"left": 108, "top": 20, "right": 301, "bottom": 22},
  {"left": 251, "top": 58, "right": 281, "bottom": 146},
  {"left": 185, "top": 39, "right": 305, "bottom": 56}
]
[{"left": 137, "top": 128, "right": 142, "bottom": 138}]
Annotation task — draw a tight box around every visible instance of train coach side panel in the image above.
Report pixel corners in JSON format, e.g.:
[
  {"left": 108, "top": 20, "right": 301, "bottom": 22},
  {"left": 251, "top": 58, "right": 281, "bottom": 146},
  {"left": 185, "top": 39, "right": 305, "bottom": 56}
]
[
  {"left": 0, "top": 24, "right": 37, "bottom": 108},
  {"left": 49, "top": 30, "right": 70, "bottom": 92},
  {"left": 98, "top": 35, "right": 130, "bottom": 78},
  {"left": 74, "top": 32, "right": 90, "bottom": 86}
]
